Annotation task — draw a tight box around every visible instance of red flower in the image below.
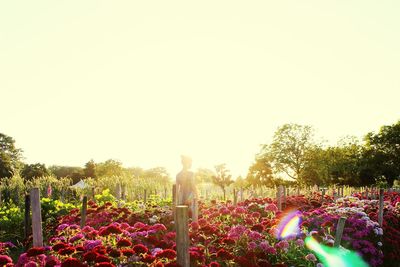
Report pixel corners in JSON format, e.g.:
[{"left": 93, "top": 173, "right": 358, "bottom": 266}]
[
  {"left": 121, "top": 249, "right": 134, "bottom": 257},
  {"left": 165, "top": 262, "right": 179, "bottom": 267},
  {"left": 251, "top": 224, "right": 264, "bottom": 232},
  {"left": 108, "top": 248, "right": 121, "bottom": 258},
  {"left": 216, "top": 249, "right": 234, "bottom": 260},
  {"left": 58, "top": 247, "right": 75, "bottom": 255},
  {"left": 116, "top": 239, "right": 132, "bottom": 248},
  {"left": 61, "top": 258, "right": 84, "bottom": 267},
  {"left": 27, "top": 247, "right": 46, "bottom": 257},
  {"left": 142, "top": 254, "right": 156, "bottom": 263},
  {"left": 52, "top": 243, "right": 69, "bottom": 252},
  {"left": 95, "top": 263, "right": 115, "bottom": 267},
  {"left": 156, "top": 249, "right": 176, "bottom": 260},
  {"left": 209, "top": 262, "right": 220, "bottom": 267},
  {"left": 83, "top": 251, "right": 98, "bottom": 262},
  {"left": 235, "top": 256, "right": 253, "bottom": 267},
  {"left": 132, "top": 244, "right": 148, "bottom": 255},
  {"left": 95, "top": 255, "right": 111, "bottom": 263},
  {"left": 0, "top": 255, "right": 12, "bottom": 265}
]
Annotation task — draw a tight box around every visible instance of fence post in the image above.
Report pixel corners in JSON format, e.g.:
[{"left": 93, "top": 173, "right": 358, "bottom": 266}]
[
  {"left": 80, "top": 196, "right": 88, "bottom": 228},
  {"left": 30, "top": 188, "right": 43, "bottom": 247},
  {"left": 321, "top": 188, "right": 326, "bottom": 203},
  {"left": 277, "top": 185, "right": 282, "bottom": 211},
  {"left": 282, "top": 186, "right": 286, "bottom": 209},
  {"left": 176, "top": 205, "right": 190, "bottom": 267},
  {"left": 233, "top": 189, "right": 237, "bottom": 205},
  {"left": 144, "top": 189, "right": 147, "bottom": 204},
  {"left": 192, "top": 200, "right": 198, "bottom": 222},
  {"left": 378, "top": 188, "right": 384, "bottom": 227},
  {"left": 334, "top": 217, "right": 347, "bottom": 247},
  {"left": 24, "top": 194, "right": 31, "bottom": 239}
]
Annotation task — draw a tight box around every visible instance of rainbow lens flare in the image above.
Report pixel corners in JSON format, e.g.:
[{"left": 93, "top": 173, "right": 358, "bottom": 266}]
[
  {"left": 305, "top": 236, "right": 369, "bottom": 267},
  {"left": 276, "top": 210, "right": 302, "bottom": 239}
]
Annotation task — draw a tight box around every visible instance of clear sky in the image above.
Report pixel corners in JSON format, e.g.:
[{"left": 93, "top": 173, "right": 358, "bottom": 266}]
[{"left": 1, "top": 1, "right": 399, "bottom": 177}]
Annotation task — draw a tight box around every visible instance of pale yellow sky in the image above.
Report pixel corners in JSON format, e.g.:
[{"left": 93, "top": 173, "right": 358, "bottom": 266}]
[{"left": 1, "top": 1, "right": 399, "bottom": 177}]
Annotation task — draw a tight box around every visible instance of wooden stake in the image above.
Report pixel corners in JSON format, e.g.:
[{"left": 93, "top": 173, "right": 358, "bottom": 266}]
[
  {"left": 378, "top": 188, "right": 384, "bottom": 227},
  {"left": 144, "top": 189, "right": 147, "bottom": 204},
  {"left": 30, "top": 188, "right": 43, "bottom": 247},
  {"left": 277, "top": 185, "right": 282, "bottom": 211},
  {"left": 24, "top": 194, "right": 31, "bottom": 239},
  {"left": 334, "top": 217, "right": 347, "bottom": 247},
  {"left": 176, "top": 205, "right": 190, "bottom": 267},
  {"left": 80, "top": 196, "right": 88, "bottom": 229}
]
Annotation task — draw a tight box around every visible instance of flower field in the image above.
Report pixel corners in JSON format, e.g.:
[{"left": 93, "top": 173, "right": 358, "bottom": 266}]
[{"left": 1, "top": 191, "right": 400, "bottom": 267}]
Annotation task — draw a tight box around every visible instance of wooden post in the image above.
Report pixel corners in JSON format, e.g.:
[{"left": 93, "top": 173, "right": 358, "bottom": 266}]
[
  {"left": 233, "top": 189, "right": 237, "bottom": 205},
  {"left": 192, "top": 200, "right": 198, "bottom": 222},
  {"left": 30, "top": 188, "right": 43, "bottom": 247},
  {"left": 176, "top": 205, "right": 190, "bottom": 267},
  {"left": 321, "top": 188, "right": 326, "bottom": 203},
  {"left": 282, "top": 186, "right": 286, "bottom": 209},
  {"left": 91, "top": 187, "right": 95, "bottom": 200},
  {"left": 144, "top": 189, "right": 147, "bottom": 204},
  {"left": 24, "top": 194, "right": 31, "bottom": 239},
  {"left": 378, "top": 189, "right": 384, "bottom": 227},
  {"left": 334, "top": 217, "right": 347, "bottom": 247},
  {"left": 172, "top": 184, "right": 177, "bottom": 228},
  {"left": 80, "top": 196, "right": 88, "bottom": 228},
  {"left": 277, "top": 185, "right": 282, "bottom": 211}
]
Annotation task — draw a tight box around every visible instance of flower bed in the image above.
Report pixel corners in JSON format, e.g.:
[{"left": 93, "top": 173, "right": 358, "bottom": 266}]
[{"left": 0, "top": 192, "right": 399, "bottom": 267}]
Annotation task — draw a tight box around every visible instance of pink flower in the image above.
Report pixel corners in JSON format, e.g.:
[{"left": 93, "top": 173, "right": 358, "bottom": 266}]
[
  {"left": 305, "top": 253, "right": 317, "bottom": 262},
  {"left": 265, "top": 204, "right": 278, "bottom": 213}
]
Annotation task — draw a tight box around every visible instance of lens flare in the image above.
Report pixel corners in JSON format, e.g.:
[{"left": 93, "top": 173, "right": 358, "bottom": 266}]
[
  {"left": 305, "top": 236, "right": 369, "bottom": 267},
  {"left": 276, "top": 210, "right": 301, "bottom": 239}
]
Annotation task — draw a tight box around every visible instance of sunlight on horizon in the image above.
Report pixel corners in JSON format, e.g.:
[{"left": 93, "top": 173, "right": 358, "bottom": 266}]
[{"left": 1, "top": 1, "right": 400, "bottom": 177}]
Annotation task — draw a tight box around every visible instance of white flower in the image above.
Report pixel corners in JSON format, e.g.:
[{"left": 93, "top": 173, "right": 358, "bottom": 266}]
[{"left": 377, "top": 242, "right": 383, "bottom": 247}]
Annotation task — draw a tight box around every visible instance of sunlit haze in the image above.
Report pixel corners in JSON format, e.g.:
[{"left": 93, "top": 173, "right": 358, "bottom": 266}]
[{"left": 1, "top": 1, "right": 399, "bottom": 178}]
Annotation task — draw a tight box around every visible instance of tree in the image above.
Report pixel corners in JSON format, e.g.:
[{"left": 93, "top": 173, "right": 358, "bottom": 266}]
[
  {"left": 49, "top": 165, "right": 84, "bottom": 184},
  {"left": 0, "top": 133, "right": 23, "bottom": 178},
  {"left": 84, "top": 160, "right": 96, "bottom": 178},
  {"left": 361, "top": 121, "right": 400, "bottom": 186},
  {"left": 21, "top": 163, "right": 50, "bottom": 180},
  {"left": 262, "top": 124, "right": 318, "bottom": 183},
  {"left": 246, "top": 155, "right": 274, "bottom": 188},
  {"left": 194, "top": 168, "right": 214, "bottom": 184},
  {"left": 212, "top": 164, "right": 233, "bottom": 200},
  {"left": 96, "top": 159, "right": 123, "bottom": 177}
]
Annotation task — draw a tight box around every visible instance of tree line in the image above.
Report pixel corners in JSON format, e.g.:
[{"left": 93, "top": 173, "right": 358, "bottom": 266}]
[{"left": 1, "top": 119, "right": 400, "bottom": 190}]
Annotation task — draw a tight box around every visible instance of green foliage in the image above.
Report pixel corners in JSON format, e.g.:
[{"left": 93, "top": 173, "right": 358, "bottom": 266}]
[
  {"left": 212, "top": 164, "right": 234, "bottom": 200},
  {"left": 21, "top": 163, "right": 50, "bottom": 180},
  {"left": 49, "top": 165, "right": 84, "bottom": 184},
  {"left": 263, "top": 123, "right": 319, "bottom": 183},
  {"left": 95, "top": 189, "right": 116, "bottom": 204},
  {"left": 0, "top": 204, "right": 24, "bottom": 243},
  {"left": 0, "top": 133, "right": 23, "bottom": 179},
  {"left": 246, "top": 155, "right": 274, "bottom": 188},
  {"left": 83, "top": 159, "right": 96, "bottom": 178}
]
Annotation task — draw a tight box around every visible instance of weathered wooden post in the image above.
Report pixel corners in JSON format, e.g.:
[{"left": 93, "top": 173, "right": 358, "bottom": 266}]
[
  {"left": 378, "top": 188, "right": 384, "bottom": 227},
  {"left": 233, "top": 189, "right": 237, "bottom": 206},
  {"left": 24, "top": 194, "right": 31, "bottom": 239},
  {"left": 282, "top": 186, "right": 286, "bottom": 209},
  {"left": 30, "top": 188, "right": 43, "bottom": 247},
  {"left": 144, "top": 189, "right": 147, "bottom": 204},
  {"left": 277, "top": 185, "right": 283, "bottom": 211},
  {"left": 321, "top": 188, "right": 326, "bottom": 203},
  {"left": 334, "top": 217, "right": 347, "bottom": 247},
  {"left": 91, "top": 187, "right": 95, "bottom": 200},
  {"left": 116, "top": 183, "right": 122, "bottom": 207},
  {"left": 80, "top": 196, "right": 88, "bottom": 229},
  {"left": 192, "top": 200, "right": 199, "bottom": 222},
  {"left": 176, "top": 205, "right": 190, "bottom": 267},
  {"left": 172, "top": 184, "right": 177, "bottom": 226}
]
